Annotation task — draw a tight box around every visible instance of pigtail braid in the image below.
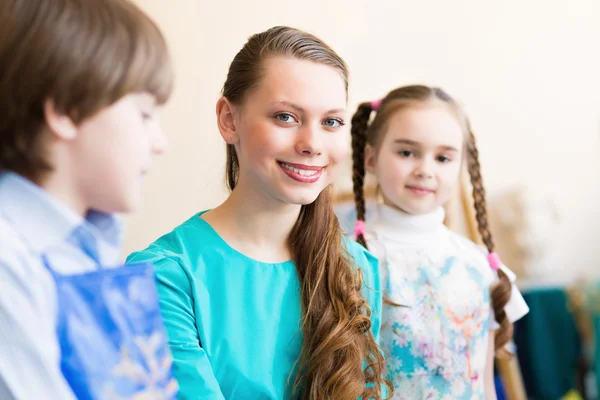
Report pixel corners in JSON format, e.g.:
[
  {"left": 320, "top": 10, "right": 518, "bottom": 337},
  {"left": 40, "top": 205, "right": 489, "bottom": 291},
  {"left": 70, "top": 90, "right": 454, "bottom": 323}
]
[
  {"left": 351, "top": 102, "right": 373, "bottom": 248},
  {"left": 466, "top": 129, "right": 513, "bottom": 350}
]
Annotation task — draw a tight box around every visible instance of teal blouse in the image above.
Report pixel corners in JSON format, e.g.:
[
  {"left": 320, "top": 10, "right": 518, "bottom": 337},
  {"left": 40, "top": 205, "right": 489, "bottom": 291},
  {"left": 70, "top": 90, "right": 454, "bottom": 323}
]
[{"left": 126, "top": 212, "right": 383, "bottom": 399}]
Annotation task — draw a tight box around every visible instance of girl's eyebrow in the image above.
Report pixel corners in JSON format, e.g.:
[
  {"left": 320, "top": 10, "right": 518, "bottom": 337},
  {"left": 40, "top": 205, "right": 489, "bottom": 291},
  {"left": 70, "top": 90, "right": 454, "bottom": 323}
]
[
  {"left": 272, "top": 101, "right": 345, "bottom": 115},
  {"left": 393, "top": 139, "right": 459, "bottom": 152}
]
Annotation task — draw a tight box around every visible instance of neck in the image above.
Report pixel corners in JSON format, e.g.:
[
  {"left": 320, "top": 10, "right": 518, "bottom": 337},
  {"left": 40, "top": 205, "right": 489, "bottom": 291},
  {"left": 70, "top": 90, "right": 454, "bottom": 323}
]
[
  {"left": 205, "top": 177, "right": 301, "bottom": 263},
  {"left": 38, "top": 169, "right": 87, "bottom": 217},
  {"left": 37, "top": 136, "right": 88, "bottom": 217}
]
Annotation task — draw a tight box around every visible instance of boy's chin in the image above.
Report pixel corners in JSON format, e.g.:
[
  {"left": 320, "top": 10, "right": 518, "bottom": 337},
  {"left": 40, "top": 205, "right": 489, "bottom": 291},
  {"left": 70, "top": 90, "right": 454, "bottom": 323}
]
[{"left": 95, "top": 195, "right": 140, "bottom": 215}]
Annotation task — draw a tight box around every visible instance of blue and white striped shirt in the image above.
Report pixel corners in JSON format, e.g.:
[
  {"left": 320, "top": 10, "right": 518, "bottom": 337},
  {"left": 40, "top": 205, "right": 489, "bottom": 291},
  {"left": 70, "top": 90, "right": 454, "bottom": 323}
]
[{"left": 0, "top": 172, "right": 123, "bottom": 400}]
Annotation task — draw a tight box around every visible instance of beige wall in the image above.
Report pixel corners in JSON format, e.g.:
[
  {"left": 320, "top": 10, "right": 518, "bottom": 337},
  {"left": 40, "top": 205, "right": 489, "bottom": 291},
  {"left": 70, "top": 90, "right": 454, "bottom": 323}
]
[{"left": 126, "top": 0, "right": 600, "bottom": 277}]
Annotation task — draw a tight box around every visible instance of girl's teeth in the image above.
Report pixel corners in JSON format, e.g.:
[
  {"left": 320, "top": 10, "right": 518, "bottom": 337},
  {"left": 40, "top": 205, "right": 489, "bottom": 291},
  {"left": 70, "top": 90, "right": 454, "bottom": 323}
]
[{"left": 281, "top": 163, "right": 319, "bottom": 176}]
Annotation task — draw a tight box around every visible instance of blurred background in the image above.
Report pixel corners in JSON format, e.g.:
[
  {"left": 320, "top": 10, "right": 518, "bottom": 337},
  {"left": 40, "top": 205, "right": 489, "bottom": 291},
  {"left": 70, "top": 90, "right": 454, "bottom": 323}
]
[{"left": 130, "top": 1, "right": 600, "bottom": 398}]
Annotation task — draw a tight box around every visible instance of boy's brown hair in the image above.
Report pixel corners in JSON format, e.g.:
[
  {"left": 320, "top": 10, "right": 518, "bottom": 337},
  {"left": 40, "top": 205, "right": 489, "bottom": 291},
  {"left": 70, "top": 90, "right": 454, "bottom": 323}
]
[{"left": 0, "top": 0, "right": 174, "bottom": 180}]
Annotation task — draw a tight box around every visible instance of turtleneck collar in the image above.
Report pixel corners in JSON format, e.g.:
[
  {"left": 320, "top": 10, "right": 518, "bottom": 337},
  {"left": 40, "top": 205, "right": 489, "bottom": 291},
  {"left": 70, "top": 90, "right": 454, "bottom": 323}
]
[{"left": 368, "top": 203, "right": 446, "bottom": 237}]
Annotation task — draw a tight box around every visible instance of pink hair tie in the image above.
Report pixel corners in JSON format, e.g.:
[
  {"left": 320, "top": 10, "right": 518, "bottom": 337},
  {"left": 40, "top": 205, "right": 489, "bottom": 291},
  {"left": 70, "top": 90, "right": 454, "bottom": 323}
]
[
  {"left": 354, "top": 220, "right": 366, "bottom": 238},
  {"left": 370, "top": 99, "right": 382, "bottom": 111},
  {"left": 488, "top": 252, "right": 501, "bottom": 271}
]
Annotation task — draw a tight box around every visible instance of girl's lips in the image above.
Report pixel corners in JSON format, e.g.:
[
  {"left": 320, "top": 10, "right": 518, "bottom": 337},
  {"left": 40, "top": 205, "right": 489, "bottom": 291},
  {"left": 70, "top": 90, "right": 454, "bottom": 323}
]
[
  {"left": 406, "top": 185, "right": 434, "bottom": 196},
  {"left": 278, "top": 161, "right": 324, "bottom": 183}
]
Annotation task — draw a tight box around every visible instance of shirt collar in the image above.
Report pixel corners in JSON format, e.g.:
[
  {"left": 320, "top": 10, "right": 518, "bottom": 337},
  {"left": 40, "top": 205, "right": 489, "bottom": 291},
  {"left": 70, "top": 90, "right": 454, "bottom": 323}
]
[
  {"left": 370, "top": 203, "right": 446, "bottom": 235},
  {"left": 0, "top": 172, "right": 123, "bottom": 263}
]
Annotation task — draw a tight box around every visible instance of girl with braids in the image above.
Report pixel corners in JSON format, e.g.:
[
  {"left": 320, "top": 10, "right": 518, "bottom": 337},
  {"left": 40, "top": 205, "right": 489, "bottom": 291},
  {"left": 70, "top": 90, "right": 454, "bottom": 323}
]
[
  {"left": 127, "top": 26, "right": 392, "bottom": 400},
  {"left": 350, "top": 85, "right": 529, "bottom": 399}
]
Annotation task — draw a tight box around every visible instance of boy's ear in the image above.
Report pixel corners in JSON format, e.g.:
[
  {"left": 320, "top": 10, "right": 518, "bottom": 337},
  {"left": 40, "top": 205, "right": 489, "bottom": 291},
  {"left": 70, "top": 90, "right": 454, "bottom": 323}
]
[{"left": 44, "top": 100, "right": 78, "bottom": 140}]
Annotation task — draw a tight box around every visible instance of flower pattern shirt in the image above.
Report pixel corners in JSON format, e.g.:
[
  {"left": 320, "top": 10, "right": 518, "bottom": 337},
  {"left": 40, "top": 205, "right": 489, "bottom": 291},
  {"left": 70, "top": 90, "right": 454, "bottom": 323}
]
[{"left": 365, "top": 204, "right": 529, "bottom": 399}]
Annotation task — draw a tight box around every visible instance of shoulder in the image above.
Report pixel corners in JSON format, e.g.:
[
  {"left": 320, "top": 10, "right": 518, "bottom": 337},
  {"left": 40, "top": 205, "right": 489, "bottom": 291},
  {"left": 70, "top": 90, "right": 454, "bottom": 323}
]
[
  {"left": 451, "top": 231, "right": 530, "bottom": 322},
  {"left": 446, "top": 229, "right": 486, "bottom": 256},
  {"left": 0, "top": 217, "right": 39, "bottom": 280},
  {"left": 341, "top": 234, "right": 381, "bottom": 297},
  {"left": 0, "top": 217, "right": 56, "bottom": 314},
  {"left": 342, "top": 234, "right": 378, "bottom": 275},
  {"left": 341, "top": 234, "right": 383, "bottom": 340},
  {"left": 446, "top": 230, "right": 496, "bottom": 282},
  {"left": 0, "top": 217, "right": 26, "bottom": 258},
  {"left": 126, "top": 212, "right": 220, "bottom": 279},
  {"left": 363, "top": 231, "right": 387, "bottom": 261}
]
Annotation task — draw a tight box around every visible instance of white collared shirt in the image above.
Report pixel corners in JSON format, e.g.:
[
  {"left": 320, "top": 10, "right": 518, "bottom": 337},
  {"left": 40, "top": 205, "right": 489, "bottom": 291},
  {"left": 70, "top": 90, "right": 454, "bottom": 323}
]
[{"left": 0, "top": 173, "right": 123, "bottom": 400}]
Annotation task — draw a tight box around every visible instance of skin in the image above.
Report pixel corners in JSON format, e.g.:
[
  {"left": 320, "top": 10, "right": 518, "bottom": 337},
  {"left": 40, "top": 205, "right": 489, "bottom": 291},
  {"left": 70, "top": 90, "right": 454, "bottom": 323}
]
[
  {"left": 205, "top": 57, "right": 349, "bottom": 263},
  {"left": 42, "top": 92, "right": 167, "bottom": 216}
]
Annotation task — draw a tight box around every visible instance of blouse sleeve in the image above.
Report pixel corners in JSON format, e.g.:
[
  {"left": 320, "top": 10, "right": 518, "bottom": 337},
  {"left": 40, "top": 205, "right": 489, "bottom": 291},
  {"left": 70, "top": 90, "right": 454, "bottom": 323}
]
[
  {"left": 488, "top": 264, "right": 530, "bottom": 330},
  {"left": 127, "top": 251, "right": 225, "bottom": 400}
]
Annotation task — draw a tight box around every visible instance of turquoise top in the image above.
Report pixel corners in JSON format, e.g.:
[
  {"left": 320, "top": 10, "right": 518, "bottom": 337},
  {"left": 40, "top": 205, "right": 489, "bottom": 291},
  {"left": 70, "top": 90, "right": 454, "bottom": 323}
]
[{"left": 126, "top": 212, "right": 383, "bottom": 400}]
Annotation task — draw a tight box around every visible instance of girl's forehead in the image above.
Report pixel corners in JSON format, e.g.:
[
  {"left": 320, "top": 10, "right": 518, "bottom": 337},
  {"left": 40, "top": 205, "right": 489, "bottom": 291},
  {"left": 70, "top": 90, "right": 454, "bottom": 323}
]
[
  {"left": 247, "top": 57, "right": 347, "bottom": 113},
  {"left": 382, "top": 106, "right": 465, "bottom": 148}
]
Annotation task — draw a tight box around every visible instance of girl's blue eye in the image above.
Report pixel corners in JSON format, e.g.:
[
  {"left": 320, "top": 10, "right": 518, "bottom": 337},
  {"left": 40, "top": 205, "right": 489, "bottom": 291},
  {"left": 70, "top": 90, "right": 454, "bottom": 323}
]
[
  {"left": 275, "top": 113, "right": 297, "bottom": 124},
  {"left": 323, "top": 118, "right": 345, "bottom": 129}
]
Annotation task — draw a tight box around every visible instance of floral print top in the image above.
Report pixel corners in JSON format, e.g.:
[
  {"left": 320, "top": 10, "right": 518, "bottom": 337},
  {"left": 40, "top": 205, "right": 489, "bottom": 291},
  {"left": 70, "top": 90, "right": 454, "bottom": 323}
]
[{"left": 365, "top": 204, "right": 529, "bottom": 399}]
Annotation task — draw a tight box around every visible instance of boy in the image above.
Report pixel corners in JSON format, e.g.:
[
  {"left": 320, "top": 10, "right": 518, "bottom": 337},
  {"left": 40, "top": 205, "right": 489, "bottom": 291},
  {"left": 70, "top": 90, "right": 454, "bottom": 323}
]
[{"left": 0, "top": 0, "right": 176, "bottom": 398}]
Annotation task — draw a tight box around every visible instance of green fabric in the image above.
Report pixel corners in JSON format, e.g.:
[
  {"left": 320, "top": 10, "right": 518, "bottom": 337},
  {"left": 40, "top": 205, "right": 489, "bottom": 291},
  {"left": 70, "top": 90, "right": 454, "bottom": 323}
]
[
  {"left": 127, "top": 212, "right": 383, "bottom": 400},
  {"left": 592, "top": 314, "right": 600, "bottom": 397},
  {"left": 515, "top": 288, "right": 581, "bottom": 400}
]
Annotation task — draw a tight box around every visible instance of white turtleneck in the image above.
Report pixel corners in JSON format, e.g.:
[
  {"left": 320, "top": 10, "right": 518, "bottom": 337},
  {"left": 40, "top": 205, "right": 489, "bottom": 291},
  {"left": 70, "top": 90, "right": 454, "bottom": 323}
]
[
  {"left": 363, "top": 203, "right": 528, "bottom": 399},
  {"left": 365, "top": 203, "right": 528, "bottom": 320}
]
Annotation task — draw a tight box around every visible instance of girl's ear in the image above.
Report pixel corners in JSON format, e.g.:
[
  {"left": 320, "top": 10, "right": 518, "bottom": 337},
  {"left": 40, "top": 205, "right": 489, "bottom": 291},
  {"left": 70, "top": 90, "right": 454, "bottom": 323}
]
[
  {"left": 216, "top": 96, "right": 239, "bottom": 144},
  {"left": 365, "top": 144, "right": 377, "bottom": 174}
]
